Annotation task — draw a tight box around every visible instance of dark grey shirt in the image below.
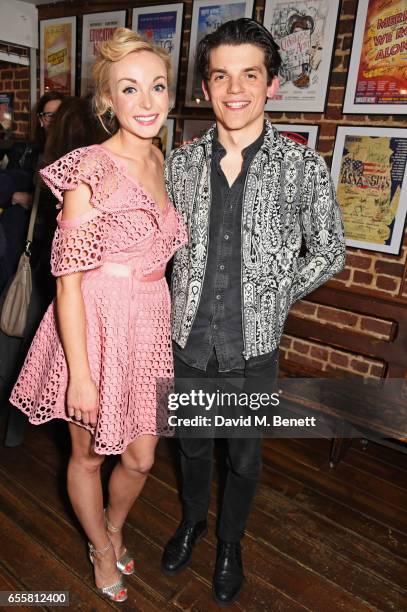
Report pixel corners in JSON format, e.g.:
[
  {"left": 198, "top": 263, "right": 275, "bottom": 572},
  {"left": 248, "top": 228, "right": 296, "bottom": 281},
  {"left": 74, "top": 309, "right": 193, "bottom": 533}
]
[{"left": 173, "top": 126, "right": 265, "bottom": 371}]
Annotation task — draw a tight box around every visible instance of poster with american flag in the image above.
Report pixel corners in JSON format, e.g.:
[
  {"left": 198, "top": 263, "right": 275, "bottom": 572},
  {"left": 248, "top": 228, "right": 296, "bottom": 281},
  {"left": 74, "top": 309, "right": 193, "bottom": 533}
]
[{"left": 331, "top": 126, "right": 407, "bottom": 254}]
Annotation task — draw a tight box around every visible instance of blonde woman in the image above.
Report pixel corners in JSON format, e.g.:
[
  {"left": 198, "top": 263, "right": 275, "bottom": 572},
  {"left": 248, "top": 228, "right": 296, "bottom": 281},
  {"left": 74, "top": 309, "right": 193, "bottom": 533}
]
[{"left": 10, "top": 28, "right": 187, "bottom": 602}]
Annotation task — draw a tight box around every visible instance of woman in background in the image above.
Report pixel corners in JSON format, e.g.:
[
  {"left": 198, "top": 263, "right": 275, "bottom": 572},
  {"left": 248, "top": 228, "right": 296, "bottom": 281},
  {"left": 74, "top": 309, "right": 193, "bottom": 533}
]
[
  {"left": 0, "top": 92, "right": 65, "bottom": 293},
  {"left": 0, "top": 97, "right": 103, "bottom": 445},
  {"left": 10, "top": 28, "right": 186, "bottom": 602}
]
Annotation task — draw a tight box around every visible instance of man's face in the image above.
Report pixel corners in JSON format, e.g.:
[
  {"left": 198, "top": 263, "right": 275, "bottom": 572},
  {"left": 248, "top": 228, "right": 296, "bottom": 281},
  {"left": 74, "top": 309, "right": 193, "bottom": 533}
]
[{"left": 202, "top": 44, "right": 279, "bottom": 131}]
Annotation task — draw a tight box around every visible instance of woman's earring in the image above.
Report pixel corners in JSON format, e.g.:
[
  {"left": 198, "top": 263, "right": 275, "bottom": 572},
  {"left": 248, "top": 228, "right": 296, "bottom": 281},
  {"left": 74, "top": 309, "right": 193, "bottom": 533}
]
[{"left": 107, "top": 107, "right": 115, "bottom": 120}]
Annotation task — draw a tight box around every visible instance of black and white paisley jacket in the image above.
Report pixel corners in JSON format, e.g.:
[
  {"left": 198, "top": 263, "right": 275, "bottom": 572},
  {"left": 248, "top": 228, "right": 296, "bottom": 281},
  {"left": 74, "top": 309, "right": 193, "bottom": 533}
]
[{"left": 164, "top": 120, "right": 346, "bottom": 359}]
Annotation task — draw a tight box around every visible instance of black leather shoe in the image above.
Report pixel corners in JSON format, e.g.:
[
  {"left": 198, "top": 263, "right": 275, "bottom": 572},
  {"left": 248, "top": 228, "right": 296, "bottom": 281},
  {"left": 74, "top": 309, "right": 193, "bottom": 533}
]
[
  {"left": 161, "top": 519, "right": 207, "bottom": 575},
  {"left": 213, "top": 540, "right": 244, "bottom": 606}
]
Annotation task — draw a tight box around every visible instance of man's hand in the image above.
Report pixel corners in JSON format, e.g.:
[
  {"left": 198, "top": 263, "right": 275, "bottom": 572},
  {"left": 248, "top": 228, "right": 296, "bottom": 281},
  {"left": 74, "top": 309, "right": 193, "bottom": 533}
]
[{"left": 67, "top": 377, "right": 99, "bottom": 426}]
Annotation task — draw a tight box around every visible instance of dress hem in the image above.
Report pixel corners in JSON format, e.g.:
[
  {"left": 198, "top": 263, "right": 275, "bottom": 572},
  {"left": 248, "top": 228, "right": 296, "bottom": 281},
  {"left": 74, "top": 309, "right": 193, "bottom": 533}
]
[{"left": 9, "top": 399, "right": 171, "bottom": 455}]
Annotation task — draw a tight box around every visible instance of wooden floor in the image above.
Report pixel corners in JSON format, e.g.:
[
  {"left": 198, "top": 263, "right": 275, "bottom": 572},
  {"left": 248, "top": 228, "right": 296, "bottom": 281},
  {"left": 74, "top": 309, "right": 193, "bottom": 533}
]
[{"left": 0, "top": 417, "right": 406, "bottom": 612}]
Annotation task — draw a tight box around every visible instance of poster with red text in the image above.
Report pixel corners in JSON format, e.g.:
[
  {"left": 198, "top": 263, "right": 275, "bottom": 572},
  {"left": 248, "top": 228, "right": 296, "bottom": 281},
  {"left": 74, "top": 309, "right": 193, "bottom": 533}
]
[
  {"left": 344, "top": 0, "right": 407, "bottom": 113},
  {"left": 40, "top": 17, "right": 76, "bottom": 95},
  {"left": 81, "top": 11, "right": 126, "bottom": 96}
]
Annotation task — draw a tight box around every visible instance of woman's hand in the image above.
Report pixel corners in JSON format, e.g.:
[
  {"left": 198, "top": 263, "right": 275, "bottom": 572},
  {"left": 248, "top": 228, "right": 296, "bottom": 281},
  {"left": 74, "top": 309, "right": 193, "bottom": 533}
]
[{"left": 67, "top": 377, "right": 99, "bottom": 426}]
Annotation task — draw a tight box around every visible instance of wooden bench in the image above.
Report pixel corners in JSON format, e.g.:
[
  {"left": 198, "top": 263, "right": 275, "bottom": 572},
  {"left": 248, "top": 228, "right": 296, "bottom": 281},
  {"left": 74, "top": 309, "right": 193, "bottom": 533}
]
[{"left": 281, "top": 283, "right": 407, "bottom": 465}]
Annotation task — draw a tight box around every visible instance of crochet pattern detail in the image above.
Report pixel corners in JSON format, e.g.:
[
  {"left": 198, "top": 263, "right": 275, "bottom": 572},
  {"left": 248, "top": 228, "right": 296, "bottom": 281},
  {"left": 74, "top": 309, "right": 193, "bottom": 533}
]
[{"left": 10, "top": 145, "right": 188, "bottom": 454}]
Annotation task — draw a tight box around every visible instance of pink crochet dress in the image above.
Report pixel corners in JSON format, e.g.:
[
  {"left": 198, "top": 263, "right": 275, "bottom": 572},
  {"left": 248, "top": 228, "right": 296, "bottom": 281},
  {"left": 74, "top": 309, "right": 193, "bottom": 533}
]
[{"left": 10, "top": 145, "right": 187, "bottom": 454}]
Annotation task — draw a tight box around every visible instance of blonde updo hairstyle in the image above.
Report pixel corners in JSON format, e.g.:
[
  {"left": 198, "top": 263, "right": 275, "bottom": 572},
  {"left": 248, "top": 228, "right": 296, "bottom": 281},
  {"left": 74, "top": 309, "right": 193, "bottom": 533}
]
[{"left": 92, "top": 27, "right": 173, "bottom": 133}]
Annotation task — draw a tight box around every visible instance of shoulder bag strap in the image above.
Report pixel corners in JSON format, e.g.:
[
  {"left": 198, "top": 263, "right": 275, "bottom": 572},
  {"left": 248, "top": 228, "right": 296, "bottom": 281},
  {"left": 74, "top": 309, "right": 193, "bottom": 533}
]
[{"left": 24, "top": 175, "right": 41, "bottom": 257}]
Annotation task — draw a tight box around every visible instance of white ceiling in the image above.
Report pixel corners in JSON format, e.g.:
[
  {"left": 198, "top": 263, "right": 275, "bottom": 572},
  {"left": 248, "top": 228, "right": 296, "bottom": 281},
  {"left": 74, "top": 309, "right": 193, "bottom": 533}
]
[{"left": 20, "top": 0, "right": 68, "bottom": 5}]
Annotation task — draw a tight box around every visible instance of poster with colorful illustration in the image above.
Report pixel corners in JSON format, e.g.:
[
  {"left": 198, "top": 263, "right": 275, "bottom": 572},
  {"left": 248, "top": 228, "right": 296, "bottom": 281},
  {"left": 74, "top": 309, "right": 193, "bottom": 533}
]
[
  {"left": 40, "top": 17, "right": 76, "bottom": 95},
  {"left": 344, "top": 0, "right": 407, "bottom": 114},
  {"left": 185, "top": 0, "right": 254, "bottom": 107},
  {"left": 0, "top": 93, "right": 13, "bottom": 133},
  {"left": 273, "top": 123, "right": 319, "bottom": 148},
  {"left": 132, "top": 4, "right": 184, "bottom": 93},
  {"left": 81, "top": 11, "right": 126, "bottom": 96},
  {"left": 263, "top": 0, "right": 340, "bottom": 112},
  {"left": 331, "top": 126, "right": 407, "bottom": 254}
]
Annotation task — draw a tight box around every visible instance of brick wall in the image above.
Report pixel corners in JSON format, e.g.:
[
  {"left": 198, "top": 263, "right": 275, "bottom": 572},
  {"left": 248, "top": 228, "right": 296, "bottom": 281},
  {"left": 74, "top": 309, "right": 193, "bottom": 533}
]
[
  {"left": 0, "top": 57, "right": 30, "bottom": 139},
  {"left": 38, "top": 0, "right": 407, "bottom": 379}
]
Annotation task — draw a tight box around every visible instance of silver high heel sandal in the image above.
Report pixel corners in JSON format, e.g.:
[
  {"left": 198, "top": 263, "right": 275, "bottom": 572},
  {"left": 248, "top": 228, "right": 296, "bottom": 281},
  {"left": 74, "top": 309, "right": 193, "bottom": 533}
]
[
  {"left": 88, "top": 539, "right": 128, "bottom": 602},
  {"left": 105, "top": 510, "right": 135, "bottom": 576}
]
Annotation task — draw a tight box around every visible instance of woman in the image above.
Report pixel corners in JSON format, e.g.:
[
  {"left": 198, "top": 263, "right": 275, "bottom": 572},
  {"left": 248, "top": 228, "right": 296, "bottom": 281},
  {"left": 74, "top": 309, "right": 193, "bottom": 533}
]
[
  {"left": 7, "top": 91, "right": 65, "bottom": 209},
  {"left": 34, "top": 96, "right": 105, "bottom": 304},
  {"left": 0, "top": 92, "right": 64, "bottom": 293},
  {"left": 10, "top": 28, "right": 187, "bottom": 602},
  {"left": 0, "top": 97, "right": 104, "bottom": 446}
]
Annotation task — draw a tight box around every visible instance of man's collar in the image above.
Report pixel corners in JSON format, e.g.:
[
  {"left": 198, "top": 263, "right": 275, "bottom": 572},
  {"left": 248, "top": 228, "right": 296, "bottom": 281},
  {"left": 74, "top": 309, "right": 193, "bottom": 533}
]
[
  {"left": 199, "top": 118, "right": 279, "bottom": 156},
  {"left": 212, "top": 122, "right": 266, "bottom": 158}
]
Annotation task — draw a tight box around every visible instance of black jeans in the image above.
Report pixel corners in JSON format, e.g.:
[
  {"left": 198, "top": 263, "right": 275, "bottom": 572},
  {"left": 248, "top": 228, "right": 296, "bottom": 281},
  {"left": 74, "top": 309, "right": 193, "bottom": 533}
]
[{"left": 175, "top": 349, "right": 279, "bottom": 542}]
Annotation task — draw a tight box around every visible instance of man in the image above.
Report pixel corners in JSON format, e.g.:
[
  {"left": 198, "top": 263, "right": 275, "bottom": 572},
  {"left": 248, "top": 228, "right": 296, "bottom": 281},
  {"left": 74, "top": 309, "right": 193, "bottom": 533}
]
[{"left": 162, "top": 18, "right": 346, "bottom": 606}]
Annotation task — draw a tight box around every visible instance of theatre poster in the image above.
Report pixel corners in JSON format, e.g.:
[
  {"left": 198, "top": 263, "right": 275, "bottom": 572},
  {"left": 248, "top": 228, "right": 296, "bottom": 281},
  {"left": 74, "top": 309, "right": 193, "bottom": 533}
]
[
  {"left": 40, "top": 17, "right": 76, "bottom": 96},
  {"left": 331, "top": 126, "right": 407, "bottom": 255},
  {"left": 185, "top": 0, "right": 254, "bottom": 107},
  {"left": 132, "top": 4, "right": 184, "bottom": 94},
  {"left": 273, "top": 123, "right": 319, "bottom": 149},
  {"left": 81, "top": 12, "right": 126, "bottom": 96},
  {"left": 263, "top": 0, "right": 340, "bottom": 113},
  {"left": 344, "top": 0, "right": 407, "bottom": 114}
]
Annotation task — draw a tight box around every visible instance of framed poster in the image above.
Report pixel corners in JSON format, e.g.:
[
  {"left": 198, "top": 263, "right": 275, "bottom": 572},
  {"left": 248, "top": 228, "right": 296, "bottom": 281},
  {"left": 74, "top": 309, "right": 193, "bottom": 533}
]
[
  {"left": 185, "top": 0, "right": 254, "bottom": 107},
  {"left": 331, "top": 126, "right": 407, "bottom": 254},
  {"left": 343, "top": 0, "right": 407, "bottom": 114},
  {"left": 182, "top": 119, "right": 214, "bottom": 143},
  {"left": 153, "top": 118, "right": 175, "bottom": 157},
  {"left": 81, "top": 11, "right": 126, "bottom": 96},
  {"left": 273, "top": 123, "right": 319, "bottom": 148},
  {"left": 40, "top": 17, "right": 76, "bottom": 95},
  {"left": 263, "top": 0, "right": 340, "bottom": 113},
  {"left": 132, "top": 4, "right": 184, "bottom": 94},
  {"left": 0, "top": 93, "right": 13, "bottom": 132}
]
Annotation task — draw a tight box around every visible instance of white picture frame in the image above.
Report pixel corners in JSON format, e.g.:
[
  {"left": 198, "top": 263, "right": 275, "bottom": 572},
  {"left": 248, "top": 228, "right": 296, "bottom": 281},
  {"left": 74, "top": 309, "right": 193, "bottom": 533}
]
[
  {"left": 331, "top": 126, "right": 407, "bottom": 255},
  {"left": 273, "top": 123, "right": 319, "bottom": 149},
  {"left": 343, "top": 0, "right": 407, "bottom": 114},
  {"left": 185, "top": 0, "right": 254, "bottom": 107},
  {"left": 263, "top": 0, "right": 340, "bottom": 113},
  {"left": 81, "top": 11, "right": 126, "bottom": 96},
  {"left": 132, "top": 3, "right": 184, "bottom": 95}
]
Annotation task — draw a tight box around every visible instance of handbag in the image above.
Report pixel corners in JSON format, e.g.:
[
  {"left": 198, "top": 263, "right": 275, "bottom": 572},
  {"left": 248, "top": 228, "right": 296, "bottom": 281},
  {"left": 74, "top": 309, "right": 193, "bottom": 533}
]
[{"left": 0, "top": 180, "right": 41, "bottom": 337}]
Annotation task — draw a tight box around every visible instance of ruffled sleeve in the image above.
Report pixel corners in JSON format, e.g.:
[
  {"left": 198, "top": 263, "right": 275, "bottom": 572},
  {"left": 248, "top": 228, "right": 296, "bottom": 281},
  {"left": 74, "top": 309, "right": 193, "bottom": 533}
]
[
  {"left": 39, "top": 146, "right": 119, "bottom": 210},
  {"left": 38, "top": 147, "right": 110, "bottom": 277},
  {"left": 50, "top": 209, "right": 106, "bottom": 277}
]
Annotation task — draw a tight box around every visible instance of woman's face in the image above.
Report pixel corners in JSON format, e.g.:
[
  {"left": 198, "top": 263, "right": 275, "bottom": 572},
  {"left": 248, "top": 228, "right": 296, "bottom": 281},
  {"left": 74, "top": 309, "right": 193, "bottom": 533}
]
[
  {"left": 39, "top": 99, "right": 62, "bottom": 133},
  {"left": 108, "top": 50, "right": 170, "bottom": 140}
]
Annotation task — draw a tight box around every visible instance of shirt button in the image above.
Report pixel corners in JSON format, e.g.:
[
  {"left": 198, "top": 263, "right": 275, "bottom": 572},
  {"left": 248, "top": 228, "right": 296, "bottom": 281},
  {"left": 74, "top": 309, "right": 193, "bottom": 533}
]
[
  {"left": 219, "top": 264, "right": 225, "bottom": 271},
  {"left": 213, "top": 324, "right": 218, "bottom": 330},
  {"left": 224, "top": 234, "right": 229, "bottom": 240},
  {"left": 216, "top": 294, "right": 222, "bottom": 300}
]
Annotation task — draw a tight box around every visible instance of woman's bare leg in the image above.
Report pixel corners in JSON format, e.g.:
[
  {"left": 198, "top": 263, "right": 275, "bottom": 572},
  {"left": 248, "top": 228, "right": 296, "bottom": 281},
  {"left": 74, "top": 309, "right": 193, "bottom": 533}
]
[
  {"left": 67, "top": 422, "right": 120, "bottom": 588},
  {"left": 106, "top": 435, "right": 158, "bottom": 557}
]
